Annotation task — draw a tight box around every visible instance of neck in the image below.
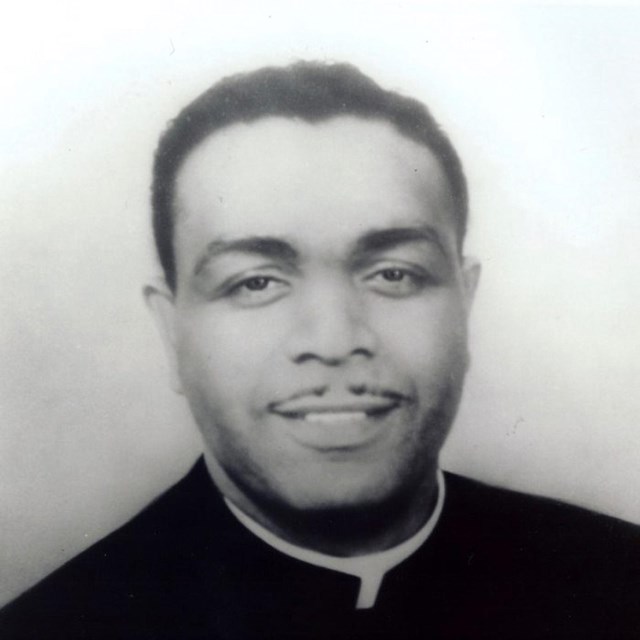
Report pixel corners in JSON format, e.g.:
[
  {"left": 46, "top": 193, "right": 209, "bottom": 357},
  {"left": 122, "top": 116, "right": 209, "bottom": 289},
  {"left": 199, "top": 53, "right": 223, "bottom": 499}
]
[
  {"left": 261, "top": 481, "right": 440, "bottom": 557},
  {"left": 204, "top": 453, "right": 440, "bottom": 557}
]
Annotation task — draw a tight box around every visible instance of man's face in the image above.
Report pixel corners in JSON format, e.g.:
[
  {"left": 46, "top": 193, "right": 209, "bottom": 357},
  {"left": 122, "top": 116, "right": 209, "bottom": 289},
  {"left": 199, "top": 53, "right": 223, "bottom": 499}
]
[{"left": 152, "top": 116, "right": 479, "bottom": 524}]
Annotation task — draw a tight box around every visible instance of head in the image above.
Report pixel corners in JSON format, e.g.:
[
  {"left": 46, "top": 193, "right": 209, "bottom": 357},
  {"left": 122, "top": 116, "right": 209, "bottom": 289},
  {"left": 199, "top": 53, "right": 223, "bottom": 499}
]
[{"left": 146, "top": 62, "right": 480, "bottom": 552}]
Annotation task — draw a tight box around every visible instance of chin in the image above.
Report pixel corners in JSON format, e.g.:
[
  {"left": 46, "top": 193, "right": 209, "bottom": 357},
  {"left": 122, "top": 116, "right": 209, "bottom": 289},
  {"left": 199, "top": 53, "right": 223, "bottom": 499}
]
[
  {"left": 272, "top": 464, "right": 424, "bottom": 515},
  {"left": 256, "top": 471, "right": 431, "bottom": 553}
]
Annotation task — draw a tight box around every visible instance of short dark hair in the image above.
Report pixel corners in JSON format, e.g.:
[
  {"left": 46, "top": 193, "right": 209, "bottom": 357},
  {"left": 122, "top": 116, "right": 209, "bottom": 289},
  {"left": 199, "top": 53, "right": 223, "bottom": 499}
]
[{"left": 152, "top": 61, "right": 468, "bottom": 290}]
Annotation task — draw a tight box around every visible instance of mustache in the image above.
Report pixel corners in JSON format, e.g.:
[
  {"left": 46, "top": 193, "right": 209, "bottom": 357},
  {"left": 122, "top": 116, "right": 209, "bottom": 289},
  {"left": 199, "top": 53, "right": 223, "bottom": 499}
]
[{"left": 268, "top": 383, "right": 412, "bottom": 408}]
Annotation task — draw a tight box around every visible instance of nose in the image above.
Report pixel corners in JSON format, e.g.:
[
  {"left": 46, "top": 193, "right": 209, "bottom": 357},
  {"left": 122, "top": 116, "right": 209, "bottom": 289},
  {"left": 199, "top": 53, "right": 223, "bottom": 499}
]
[{"left": 285, "top": 279, "right": 377, "bottom": 366}]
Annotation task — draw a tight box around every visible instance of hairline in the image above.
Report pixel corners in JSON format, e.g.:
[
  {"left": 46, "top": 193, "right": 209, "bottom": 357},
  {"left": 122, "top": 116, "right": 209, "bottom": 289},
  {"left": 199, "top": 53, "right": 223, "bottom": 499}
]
[{"left": 152, "top": 64, "right": 468, "bottom": 291}]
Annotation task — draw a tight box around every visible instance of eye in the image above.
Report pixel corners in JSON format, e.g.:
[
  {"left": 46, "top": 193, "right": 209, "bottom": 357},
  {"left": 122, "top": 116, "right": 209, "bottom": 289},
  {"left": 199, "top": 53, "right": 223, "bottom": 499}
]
[
  {"left": 242, "top": 276, "right": 271, "bottom": 291},
  {"left": 227, "top": 275, "right": 290, "bottom": 306},
  {"left": 365, "top": 266, "right": 429, "bottom": 297},
  {"left": 380, "top": 268, "right": 407, "bottom": 282}
]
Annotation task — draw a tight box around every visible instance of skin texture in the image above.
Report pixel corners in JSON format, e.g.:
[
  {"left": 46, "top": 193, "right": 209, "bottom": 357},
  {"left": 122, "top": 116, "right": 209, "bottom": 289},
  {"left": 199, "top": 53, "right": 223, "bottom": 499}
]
[{"left": 146, "top": 116, "right": 480, "bottom": 556}]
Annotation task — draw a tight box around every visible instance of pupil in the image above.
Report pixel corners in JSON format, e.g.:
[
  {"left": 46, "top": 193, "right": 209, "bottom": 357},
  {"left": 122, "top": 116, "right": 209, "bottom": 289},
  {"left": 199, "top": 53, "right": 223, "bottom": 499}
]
[
  {"left": 246, "top": 277, "right": 268, "bottom": 290},
  {"left": 384, "top": 269, "right": 404, "bottom": 281}
]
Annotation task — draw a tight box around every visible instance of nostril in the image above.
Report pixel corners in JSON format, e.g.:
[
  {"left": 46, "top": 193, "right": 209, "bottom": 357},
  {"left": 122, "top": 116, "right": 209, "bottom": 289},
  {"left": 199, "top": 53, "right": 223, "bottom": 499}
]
[
  {"left": 293, "top": 352, "right": 347, "bottom": 366},
  {"left": 293, "top": 346, "right": 374, "bottom": 367},
  {"left": 349, "top": 384, "right": 367, "bottom": 396}
]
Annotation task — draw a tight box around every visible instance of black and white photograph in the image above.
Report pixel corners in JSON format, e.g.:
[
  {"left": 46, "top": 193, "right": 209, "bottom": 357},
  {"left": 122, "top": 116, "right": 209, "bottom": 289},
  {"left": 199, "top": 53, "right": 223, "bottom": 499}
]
[{"left": 1, "top": 2, "right": 639, "bottom": 637}]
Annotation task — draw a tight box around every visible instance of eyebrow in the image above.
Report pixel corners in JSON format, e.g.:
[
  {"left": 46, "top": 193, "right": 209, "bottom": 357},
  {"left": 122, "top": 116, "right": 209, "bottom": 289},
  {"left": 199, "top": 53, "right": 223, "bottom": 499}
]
[
  {"left": 351, "top": 226, "right": 447, "bottom": 263},
  {"left": 193, "top": 236, "right": 299, "bottom": 276},
  {"left": 193, "top": 225, "right": 447, "bottom": 277}
]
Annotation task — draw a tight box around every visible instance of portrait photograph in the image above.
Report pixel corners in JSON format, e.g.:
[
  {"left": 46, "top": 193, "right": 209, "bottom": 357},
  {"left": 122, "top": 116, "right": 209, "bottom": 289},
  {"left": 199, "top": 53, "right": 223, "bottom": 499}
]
[{"left": 1, "top": 2, "right": 639, "bottom": 637}]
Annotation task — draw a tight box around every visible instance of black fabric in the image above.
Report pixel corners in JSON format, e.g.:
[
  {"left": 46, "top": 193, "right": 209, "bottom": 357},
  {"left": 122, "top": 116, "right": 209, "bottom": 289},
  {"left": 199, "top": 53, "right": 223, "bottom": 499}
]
[{"left": 2, "top": 458, "right": 639, "bottom": 639}]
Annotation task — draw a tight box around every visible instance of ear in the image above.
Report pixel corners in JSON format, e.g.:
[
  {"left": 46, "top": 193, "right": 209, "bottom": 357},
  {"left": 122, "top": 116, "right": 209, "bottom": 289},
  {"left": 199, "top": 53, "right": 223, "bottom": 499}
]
[
  {"left": 460, "top": 256, "right": 481, "bottom": 316},
  {"left": 143, "top": 279, "right": 183, "bottom": 394}
]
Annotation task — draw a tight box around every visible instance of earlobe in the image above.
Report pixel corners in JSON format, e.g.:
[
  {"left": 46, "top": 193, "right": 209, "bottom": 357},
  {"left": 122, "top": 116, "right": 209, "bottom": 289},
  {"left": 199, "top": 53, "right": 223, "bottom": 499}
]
[
  {"left": 461, "top": 257, "right": 481, "bottom": 315},
  {"left": 143, "top": 279, "right": 184, "bottom": 395}
]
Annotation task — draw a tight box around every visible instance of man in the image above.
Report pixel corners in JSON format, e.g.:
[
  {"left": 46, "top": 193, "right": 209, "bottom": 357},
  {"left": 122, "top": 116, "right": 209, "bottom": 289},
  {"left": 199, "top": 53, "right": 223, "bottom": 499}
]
[{"left": 2, "top": 61, "right": 639, "bottom": 639}]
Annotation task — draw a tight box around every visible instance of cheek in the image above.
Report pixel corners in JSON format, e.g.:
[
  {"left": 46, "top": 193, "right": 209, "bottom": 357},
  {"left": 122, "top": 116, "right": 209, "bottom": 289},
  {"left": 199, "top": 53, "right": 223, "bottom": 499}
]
[
  {"left": 373, "top": 297, "right": 469, "bottom": 380},
  {"left": 175, "top": 312, "right": 285, "bottom": 403}
]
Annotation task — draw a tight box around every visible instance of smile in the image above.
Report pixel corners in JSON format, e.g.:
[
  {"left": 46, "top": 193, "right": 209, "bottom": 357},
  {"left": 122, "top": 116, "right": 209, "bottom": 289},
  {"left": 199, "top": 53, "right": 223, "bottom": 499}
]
[
  {"left": 268, "top": 394, "right": 406, "bottom": 450},
  {"left": 303, "top": 411, "right": 367, "bottom": 423},
  {"left": 270, "top": 397, "right": 402, "bottom": 420}
]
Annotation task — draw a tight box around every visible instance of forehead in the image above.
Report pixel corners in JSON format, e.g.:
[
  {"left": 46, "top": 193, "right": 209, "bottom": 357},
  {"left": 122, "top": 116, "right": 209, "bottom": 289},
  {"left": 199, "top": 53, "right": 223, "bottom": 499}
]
[{"left": 174, "top": 116, "right": 457, "bottom": 259}]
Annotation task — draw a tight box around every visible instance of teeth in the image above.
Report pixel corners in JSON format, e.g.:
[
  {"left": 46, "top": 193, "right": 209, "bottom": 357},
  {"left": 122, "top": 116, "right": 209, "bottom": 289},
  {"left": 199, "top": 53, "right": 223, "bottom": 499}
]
[{"left": 303, "top": 411, "right": 367, "bottom": 423}]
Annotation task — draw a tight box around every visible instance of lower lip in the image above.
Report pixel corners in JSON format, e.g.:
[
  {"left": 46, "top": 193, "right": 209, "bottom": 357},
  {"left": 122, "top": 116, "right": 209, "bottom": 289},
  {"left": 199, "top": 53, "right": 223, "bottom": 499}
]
[{"left": 277, "top": 407, "right": 399, "bottom": 451}]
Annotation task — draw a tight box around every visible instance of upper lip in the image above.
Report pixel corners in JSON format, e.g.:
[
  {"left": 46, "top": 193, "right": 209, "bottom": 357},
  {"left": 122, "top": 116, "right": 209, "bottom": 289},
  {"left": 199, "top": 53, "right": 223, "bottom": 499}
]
[{"left": 269, "top": 390, "right": 407, "bottom": 418}]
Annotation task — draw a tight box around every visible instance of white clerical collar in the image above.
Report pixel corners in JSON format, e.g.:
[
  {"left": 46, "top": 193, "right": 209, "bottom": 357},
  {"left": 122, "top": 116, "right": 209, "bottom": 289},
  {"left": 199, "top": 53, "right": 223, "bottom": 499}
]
[{"left": 224, "top": 470, "right": 445, "bottom": 609}]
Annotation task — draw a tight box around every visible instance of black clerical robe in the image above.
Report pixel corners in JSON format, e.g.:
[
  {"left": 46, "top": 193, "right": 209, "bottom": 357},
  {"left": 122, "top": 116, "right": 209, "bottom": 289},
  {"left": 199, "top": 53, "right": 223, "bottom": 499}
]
[{"left": 2, "top": 457, "right": 639, "bottom": 639}]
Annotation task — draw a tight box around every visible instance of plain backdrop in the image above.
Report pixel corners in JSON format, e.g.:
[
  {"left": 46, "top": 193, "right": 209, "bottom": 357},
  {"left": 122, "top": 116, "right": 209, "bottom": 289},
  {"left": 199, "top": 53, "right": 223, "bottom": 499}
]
[{"left": 1, "top": 1, "right": 640, "bottom": 607}]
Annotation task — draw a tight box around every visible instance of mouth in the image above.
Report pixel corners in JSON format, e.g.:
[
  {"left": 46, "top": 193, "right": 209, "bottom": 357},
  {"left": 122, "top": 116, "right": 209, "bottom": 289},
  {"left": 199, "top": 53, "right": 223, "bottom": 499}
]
[
  {"left": 272, "top": 401, "right": 399, "bottom": 422},
  {"left": 268, "top": 391, "right": 408, "bottom": 450}
]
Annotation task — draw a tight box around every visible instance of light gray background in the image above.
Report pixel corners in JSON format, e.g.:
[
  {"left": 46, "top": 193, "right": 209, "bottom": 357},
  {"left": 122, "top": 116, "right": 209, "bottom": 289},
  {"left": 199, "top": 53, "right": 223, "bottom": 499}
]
[{"left": 2, "top": 1, "right": 639, "bottom": 607}]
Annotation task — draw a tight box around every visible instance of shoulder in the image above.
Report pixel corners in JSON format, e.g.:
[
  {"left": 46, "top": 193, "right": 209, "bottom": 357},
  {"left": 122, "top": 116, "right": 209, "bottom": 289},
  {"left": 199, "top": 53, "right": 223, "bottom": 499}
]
[
  {"left": 433, "top": 472, "right": 640, "bottom": 635},
  {"left": 0, "top": 458, "right": 227, "bottom": 639},
  {"left": 442, "top": 471, "right": 640, "bottom": 548}
]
